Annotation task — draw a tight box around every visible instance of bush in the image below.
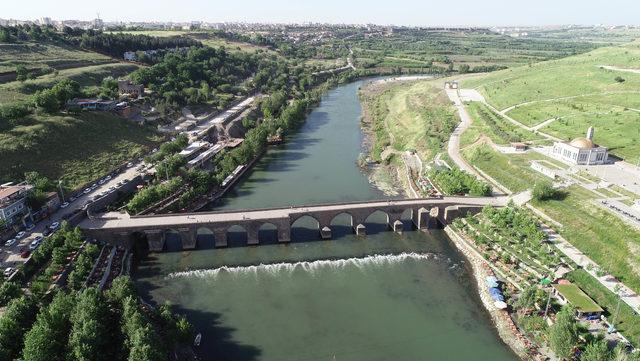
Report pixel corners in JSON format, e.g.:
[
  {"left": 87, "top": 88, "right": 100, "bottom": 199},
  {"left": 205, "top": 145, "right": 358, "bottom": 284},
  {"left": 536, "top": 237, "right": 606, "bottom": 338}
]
[
  {"left": 430, "top": 168, "right": 492, "bottom": 196},
  {"left": 532, "top": 181, "right": 562, "bottom": 201}
]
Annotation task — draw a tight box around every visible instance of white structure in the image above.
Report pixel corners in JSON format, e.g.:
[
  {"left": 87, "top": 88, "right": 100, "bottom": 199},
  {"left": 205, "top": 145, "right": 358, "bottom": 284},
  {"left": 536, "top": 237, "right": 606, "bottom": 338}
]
[{"left": 551, "top": 127, "right": 608, "bottom": 165}]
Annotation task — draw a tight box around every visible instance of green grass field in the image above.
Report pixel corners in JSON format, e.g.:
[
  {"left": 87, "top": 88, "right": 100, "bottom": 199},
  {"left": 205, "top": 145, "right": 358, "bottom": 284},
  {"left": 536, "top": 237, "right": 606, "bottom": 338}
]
[
  {"left": 0, "top": 63, "right": 140, "bottom": 103},
  {"left": 462, "top": 41, "right": 640, "bottom": 160},
  {"left": 461, "top": 102, "right": 544, "bottom": 147},
  {"left": 0, "top": 112, "right": 162, "bottom": 189},
  {"left": 0, "top": 42, "right": 113, "bottom": 74}
]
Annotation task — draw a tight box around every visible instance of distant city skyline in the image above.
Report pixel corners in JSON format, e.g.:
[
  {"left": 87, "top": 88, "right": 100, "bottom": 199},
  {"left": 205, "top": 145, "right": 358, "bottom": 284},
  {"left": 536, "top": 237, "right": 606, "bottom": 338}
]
[{"left": 4, "top": 0, "right": 640, "bottom": 26}]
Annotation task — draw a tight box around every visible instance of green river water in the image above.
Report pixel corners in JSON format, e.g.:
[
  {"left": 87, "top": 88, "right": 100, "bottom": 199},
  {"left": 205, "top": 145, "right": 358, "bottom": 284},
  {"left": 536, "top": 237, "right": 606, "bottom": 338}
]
[{"left": 135, "top": 79, "right": 518, "bottom": 361}]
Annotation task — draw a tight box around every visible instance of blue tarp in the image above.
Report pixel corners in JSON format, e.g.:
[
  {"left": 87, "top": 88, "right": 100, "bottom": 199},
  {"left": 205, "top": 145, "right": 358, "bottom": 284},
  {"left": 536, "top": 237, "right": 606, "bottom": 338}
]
[
  {"left": 486, "top": 276, "right": 499, "bottom": 288},
  {"left": 489, "top": 287, "right": 504, "bottom": 302}
]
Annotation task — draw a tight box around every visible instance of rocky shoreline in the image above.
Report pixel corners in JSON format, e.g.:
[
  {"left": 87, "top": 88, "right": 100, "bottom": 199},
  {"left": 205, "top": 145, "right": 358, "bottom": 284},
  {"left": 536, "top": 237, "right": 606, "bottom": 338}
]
[{"left": 445, "top": 226, "right": 538, "bottom": 361}]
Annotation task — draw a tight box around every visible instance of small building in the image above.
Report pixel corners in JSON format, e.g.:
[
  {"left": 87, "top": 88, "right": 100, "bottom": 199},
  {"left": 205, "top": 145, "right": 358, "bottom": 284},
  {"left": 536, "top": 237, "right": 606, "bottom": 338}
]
[
  {"left": 551, "top": 127, "right": 608, "bottom": 165},
  {"left": 0, "top": 183, "right": 33, "bottom": 227},
  {"left": 118, "top": 80, "right": 144, "bottom": 98},
  {"left": 510, "top": 142, "right": 528, "bottom": 152},
  {"left": 66, "top": 98, "right": 116, "bottom": 111},
  {"left": 552, "top": 282, "right": 603, "bottom": 319},
  {"left": 123, "top": 51, "right": 136, "bottom": 61}
]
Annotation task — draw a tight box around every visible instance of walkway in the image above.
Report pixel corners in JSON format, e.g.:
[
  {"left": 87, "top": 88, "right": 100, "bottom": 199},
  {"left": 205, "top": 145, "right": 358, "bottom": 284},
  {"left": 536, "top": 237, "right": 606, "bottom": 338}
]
[
  {"left": 445, "top": 88, "right": 485, "bottom": 179},
  {"left": 540, "top": 224, "right": 640, "bottom": 314}
]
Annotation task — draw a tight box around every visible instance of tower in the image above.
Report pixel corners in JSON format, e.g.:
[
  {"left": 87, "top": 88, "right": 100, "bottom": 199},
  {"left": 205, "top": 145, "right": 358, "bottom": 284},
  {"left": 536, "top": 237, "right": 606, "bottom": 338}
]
[{"left": 586, "top": 126, "right": 594, "bottom": 140}]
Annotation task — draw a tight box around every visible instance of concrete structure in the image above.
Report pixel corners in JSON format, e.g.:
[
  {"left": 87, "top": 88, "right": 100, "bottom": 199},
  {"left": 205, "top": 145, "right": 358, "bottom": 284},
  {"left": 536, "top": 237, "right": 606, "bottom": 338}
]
[
  {"left": 551, "top": 127, "right": 608, "bottom": 165},
  {"left": 117, "top": 80, "right": 144, "bottom": 98},
  {"left": 444, "top": 81, "right": 459, "bottom": 89},
  {"left": 0, "top": 183, "right": 33, "bottom": 227},
  {"left": 80, "top": 196, "right": 507, "bottom": 252},
  {"left": 66, "top": 98, "right": 116, "bottom": 111}
]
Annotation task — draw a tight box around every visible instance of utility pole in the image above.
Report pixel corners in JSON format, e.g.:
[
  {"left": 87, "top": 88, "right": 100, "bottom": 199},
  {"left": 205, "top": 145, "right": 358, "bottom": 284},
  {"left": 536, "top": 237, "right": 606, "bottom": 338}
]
[
  {"left": 610, "top": 284, "right": 623, "bottom": 333},
  {"left": 543, "top": 286, "right": 553, "bottom": 319}
]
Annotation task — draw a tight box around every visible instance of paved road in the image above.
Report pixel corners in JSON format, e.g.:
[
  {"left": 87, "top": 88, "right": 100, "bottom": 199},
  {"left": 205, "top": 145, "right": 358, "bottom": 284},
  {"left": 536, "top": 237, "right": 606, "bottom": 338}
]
[
  {"left": 445, "top": 88, "right": 490, "bottom": 181},
  {"left": 0, "top": 159, "right": 149, "bottom": 272},
  {"left": 81, "top": 196, "right": 509, "bottom": 230}
]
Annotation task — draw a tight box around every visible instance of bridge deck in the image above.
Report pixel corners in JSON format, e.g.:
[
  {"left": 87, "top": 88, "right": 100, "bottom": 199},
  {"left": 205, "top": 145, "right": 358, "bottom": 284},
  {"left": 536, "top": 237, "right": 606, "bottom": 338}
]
[{"left": 81, "top": 196, "right": 507, "bottom": 231}]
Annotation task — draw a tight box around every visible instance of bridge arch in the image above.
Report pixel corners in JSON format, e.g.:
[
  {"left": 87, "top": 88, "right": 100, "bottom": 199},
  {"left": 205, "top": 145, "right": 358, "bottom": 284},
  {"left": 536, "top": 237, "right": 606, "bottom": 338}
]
[
  {"left": 258, "top": 222, "right": 279, "bottom": 244},
  {"left": 164, "top": 228, "right": 183, "bottom": 252},
  {"left": 329, "top": 212, "right": 354, "bottom": 238},
  {"left": 226, "top": 225, "right": 248, "bottom": 247},
  {"left": 364, "top": 210, "right": 391, "bottom": 235},
  {"left": 291, "top": 215, "right": 321, "bottom": 242},
  {"left": 196, "top": 227, "right": 215, "bottom": 249}
]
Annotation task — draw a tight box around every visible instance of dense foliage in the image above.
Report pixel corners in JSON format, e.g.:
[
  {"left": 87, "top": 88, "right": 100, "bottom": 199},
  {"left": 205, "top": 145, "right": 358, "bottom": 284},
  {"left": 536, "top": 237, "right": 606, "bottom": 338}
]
[
  {"left": 548, "top": 305, "right": 578, "bottom": 359},
  {"left": 430, "top": 168, "right": 492, "bottom": 196},
  {"left": 79, "top": 32, "right": 200, "bottom": 59}
]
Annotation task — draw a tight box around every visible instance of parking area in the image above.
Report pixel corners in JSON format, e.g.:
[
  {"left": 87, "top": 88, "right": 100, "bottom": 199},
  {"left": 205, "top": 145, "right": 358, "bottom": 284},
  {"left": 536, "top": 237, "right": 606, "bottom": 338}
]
[{"left": 1, "top": 158, "right": 150, "bottom": 277}]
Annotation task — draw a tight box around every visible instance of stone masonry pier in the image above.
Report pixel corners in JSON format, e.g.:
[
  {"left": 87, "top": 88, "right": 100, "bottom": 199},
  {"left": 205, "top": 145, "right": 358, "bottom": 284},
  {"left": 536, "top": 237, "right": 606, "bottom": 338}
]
[{"left": 80, "top": 196, "right": 507, "bottom": 252}]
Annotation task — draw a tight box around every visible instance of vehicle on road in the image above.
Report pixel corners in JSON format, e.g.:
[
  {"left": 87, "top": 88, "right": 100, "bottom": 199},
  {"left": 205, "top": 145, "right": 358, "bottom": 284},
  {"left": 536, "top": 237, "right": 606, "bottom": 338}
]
[
  {"left": 33, "top": 235, "right": 43, "bottom": 243},
  {"left": 15, "top": 231, "right": 26, "bottom": 239},
  {"left": 91, "top": 183, "right": 98, "bottom": 190},
  {"left": 61, "top": 202, "right": 70, "bottom": 208},
  {"left": 127, "top": 162, "right": 133, "bottom": 168},
  {"left": 3, "top": 267, "right": 14, "bottom": 277},
  {"left": 99, "top": 179, "right": 106, "bottom": 185},
  {"left": 20, "top": 250, "right": 30, "bottom": 258},
  {"left": 106, "top": 175, "right": 112, "bottom": 181},
  {"left": 26, "top": 224, "right": 35, "bottom": 231},
  {"left": 50, "top": 222, "right": 60, "bottom": 231},
  {"left": 43, "top": 228, "right": 51, "bottom": 236},
  {"left": 4, "top": 239, "right": 17, "bottom": 247},
  {"left": 69, "top": 195, "right": 77, "bottom": 202},
  {"left": 84, "top": 188, "right": 91, "bottom": 194}
]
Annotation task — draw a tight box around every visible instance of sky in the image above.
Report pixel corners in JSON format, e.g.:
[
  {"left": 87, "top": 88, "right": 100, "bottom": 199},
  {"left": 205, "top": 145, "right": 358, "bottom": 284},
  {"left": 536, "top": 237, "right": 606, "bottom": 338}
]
[{"left": 4, "top": 0, "right": 640, "bottom": 26}]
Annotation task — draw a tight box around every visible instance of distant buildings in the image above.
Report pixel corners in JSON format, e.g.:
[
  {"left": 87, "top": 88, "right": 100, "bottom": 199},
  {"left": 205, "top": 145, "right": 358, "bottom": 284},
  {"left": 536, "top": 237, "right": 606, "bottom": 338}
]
[
  {"left": 0, "top": 183, "right": 33, "bottom": 227},
  {"left": 551, "top": 127, "right": 608, "bottom": 165}
]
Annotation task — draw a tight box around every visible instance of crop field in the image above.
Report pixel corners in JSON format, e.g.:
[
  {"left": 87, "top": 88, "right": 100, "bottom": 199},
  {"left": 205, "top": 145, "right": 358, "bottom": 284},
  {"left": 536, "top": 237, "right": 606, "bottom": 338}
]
[
  {"left": 0, "top": 111, "right": 162, "bottom": 189},
  {"left": 0, "top": 42, "right": 113, "bottom": 74},
  {"left": 0, "top": 63, "right": 140, "bottom": 103}
]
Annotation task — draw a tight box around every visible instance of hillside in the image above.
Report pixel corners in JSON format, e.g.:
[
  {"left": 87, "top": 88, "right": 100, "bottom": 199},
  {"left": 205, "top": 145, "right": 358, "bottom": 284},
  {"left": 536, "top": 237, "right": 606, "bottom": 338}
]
[
  {"left": 462, "top": 40, "right": 640, "bottom": 159},
  {"left": 0, "top": 41, "right": 114, "bottom": 74},
  {"left": 0, "top": 111, "right": 162, "bottom": 188}
]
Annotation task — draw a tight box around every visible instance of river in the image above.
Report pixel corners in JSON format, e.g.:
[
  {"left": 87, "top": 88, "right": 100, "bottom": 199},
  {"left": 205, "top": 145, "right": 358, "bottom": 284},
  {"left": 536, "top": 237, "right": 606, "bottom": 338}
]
[{"left": 135, "top": 79, "right": 518, "bottom": 361}]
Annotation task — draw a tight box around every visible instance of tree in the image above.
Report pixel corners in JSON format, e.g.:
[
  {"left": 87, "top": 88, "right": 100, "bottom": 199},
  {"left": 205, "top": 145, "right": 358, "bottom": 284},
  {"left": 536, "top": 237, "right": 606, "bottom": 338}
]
[
  {"left": 532, "top": 181, "right": 561, "bottom": 201},
  {"left": 581, "top": 339, "right": 611, "bottom": 361},
  {"left": 459, "top": 64, "right": 470, "bottom": 74},
  {"left": 21, "top": 292, "right": 75, "bottom": 361},
  {"left": 68, "top": 288, "right": 114, "bottom": 361},
  {"left": 0, "top": 281, "right": 21, "bottom": 306},
  {"left": 615, "top": 76, "right": 626, "bottom": 83},
  {"left": 0, "top": 296, "right": 38, "bottom": 361},
  {"left": 514, "top": 285, "right": 544, "bottom": 313},
  {"left": 548, "top": 305, "right": 578, "bottom": 359}
]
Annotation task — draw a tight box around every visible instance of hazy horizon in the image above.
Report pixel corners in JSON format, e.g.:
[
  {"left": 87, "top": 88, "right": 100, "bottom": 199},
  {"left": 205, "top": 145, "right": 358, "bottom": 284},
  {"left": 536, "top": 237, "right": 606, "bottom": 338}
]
[{"left": 4, "top": 0, "right": 640, "bottom": 27}]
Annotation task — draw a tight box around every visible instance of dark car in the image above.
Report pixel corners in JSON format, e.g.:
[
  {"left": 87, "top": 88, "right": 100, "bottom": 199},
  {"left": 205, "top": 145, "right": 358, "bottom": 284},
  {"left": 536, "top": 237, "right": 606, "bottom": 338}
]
[
  {"left": 42, "top": 228, "right": 52, "bottom": 236},
  {"left": 20, "top": 250, "right": 31, "bottom": 258}
]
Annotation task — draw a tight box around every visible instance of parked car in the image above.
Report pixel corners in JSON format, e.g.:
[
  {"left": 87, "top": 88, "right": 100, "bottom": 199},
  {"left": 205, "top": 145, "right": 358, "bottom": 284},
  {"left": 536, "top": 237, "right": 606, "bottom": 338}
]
[
  {"left": 84, "top": 188, "right": 91, "bottom": 194},
  {"left": 105, "top": 175, "right": 112, "bottom": 181},
  {"left": 60, "top": 202, "right": 70, "bottom": 208},
  {"left": 98, "top": 179, "right": 106, "bottom": 185},
  {"left": 43, "top": 228, "right": 51, "bottom": 236},
  {"left": 20, "top": 250, "right": 30, "bottom": 258},
  {"left": 127, "top": 162, "right": 133, "bottom": 168},
  {"left": 3, "top": 267, "right": 14, "bottom": 277},
  {"left": 49, "top": 222, "right": 60, "bottom": 231},
  {"left": 4, "top": 239, "right": 17, "bottom": 247},
  {"left": 29, "top": 239, "right": 41, "bottom": 251},
  {"left": 15, "top": 231, "right": 26, "bottom": 239},
  {"left": 69, "top": 196, "right": 77, "bottom": 202},
  {"left": 91, "top": 183, "right": 98, "bottom": 190},
  {"left": 25, "top": 223, "right": 35, "bottom": 231},
  {"left": 33, "top": 235, "right": 43, "bottom": 243}
]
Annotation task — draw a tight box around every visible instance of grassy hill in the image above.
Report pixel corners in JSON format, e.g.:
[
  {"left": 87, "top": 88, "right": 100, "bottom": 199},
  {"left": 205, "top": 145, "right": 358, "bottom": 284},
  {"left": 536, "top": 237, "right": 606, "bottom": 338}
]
[
  {"left": 0, "top": 42, "right": 114, "bottom": 74},
  {"left": 462, "top": 41, "right": 640, "bottom": 160},
  {"left": 0, "top": 111, "right": 162, "bottom": 188}
]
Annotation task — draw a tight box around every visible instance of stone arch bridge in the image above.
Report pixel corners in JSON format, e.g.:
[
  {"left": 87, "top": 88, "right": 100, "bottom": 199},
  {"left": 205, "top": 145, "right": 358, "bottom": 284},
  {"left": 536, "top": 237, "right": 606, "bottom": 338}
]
[{"left": 80, "top": 196, "right": 507, "bottom": 252}]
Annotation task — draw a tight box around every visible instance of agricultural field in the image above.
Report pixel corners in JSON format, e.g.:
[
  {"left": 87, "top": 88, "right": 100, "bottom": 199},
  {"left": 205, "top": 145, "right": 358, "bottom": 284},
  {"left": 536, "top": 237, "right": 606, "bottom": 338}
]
[
  {"left": 0, "top": 63, "right": 139, "bottom": 103},
  {"left": 0, "top": 111, "right": 162, "bottom": 189},
  {"left": 462, "top": 41, "right": 640, "bottom": 160},
  {"left": 0, "top": 42, "right": 114, "bottom": 74}
]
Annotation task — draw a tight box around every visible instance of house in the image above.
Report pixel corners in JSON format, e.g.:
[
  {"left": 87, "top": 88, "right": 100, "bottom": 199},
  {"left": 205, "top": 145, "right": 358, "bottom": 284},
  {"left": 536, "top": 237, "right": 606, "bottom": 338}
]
[
  {"left": 551, "top": 127, "right": 608, "bottom": 165},
  {"left": 0, "top": 183, "right": 33, "bottom": 227},
  {"left": 118, "top": 80, "right": 144, "bottom": 98},
  {"left": 552, "top": 282, "right": 603, "bottom": 319},
  {"left": 66, "top": 98, "right": 116, "bottom": 111}
]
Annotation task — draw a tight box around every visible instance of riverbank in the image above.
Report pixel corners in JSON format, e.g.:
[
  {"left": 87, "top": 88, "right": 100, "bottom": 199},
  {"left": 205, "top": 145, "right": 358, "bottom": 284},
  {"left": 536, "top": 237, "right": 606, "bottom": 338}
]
[{"left": 445, "top": 226, "right": 538, "bottom": 361}]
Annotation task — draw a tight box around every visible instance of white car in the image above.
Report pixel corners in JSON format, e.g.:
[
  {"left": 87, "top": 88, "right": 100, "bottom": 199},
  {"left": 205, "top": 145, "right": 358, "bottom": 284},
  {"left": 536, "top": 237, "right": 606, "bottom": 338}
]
[
  {"left": 29, "top": 239, "right": 41, "bottom": 251},
  {"left": 15, "top": 231, "right": 26, "bottom": 239},
  {"left": 4, "top": 239, "right": 17, "bottom": 247},
  {"left": 98, "top": 179, "right": 106, "bottom": 185},
  {"left": 49, "top": 222, "right": 60, "bottom": 231},
  {"left": 60, "top": 202, "right": 70, "bottom": 208},
  {"left": 3, "top": 267, "right": 14, "bottom": 277},
  {"left": 105, "top": 175, "right": 112, "bottom": 181},
  {"left": 84, "top": 188, "right": 91, "bottom": 194},
  {"left": 127, "top": 162, "right": 133, "bottom": 168}
]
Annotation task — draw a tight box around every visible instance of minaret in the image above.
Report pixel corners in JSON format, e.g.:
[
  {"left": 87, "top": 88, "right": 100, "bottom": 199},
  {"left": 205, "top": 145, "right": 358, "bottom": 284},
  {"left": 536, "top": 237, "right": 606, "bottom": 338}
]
[{"left": 586, "top": 126, "right": 594, "bottom": 140}]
